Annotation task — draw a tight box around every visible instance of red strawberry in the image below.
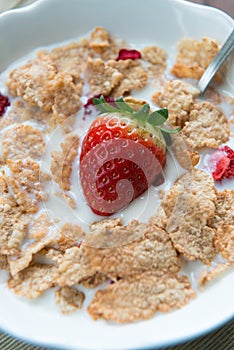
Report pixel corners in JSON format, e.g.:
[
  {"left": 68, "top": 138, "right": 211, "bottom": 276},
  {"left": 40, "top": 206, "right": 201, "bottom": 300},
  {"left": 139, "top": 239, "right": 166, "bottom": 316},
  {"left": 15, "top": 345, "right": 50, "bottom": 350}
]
[{"left": 80, "top": 96, "right": 179, "bottom": 216}]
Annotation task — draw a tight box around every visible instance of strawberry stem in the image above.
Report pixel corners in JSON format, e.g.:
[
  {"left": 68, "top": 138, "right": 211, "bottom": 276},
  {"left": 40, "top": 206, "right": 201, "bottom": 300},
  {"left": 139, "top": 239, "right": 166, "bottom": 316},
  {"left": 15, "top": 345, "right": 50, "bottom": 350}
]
[{"left": 93, "top": 95, "right": 180, "bottom": 134}]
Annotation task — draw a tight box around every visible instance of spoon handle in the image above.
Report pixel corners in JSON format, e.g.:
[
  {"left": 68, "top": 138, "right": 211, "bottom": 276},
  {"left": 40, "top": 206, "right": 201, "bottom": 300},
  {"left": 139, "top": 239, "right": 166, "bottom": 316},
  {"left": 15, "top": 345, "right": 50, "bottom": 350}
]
[{"left": 198, "top": 28, "right": 234, "bottom": 93}]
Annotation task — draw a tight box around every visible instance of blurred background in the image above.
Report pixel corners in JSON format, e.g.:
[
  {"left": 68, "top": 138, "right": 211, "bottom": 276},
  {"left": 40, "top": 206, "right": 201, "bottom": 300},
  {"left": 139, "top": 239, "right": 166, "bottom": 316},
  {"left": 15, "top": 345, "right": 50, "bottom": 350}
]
[
  {"left": 187, "top": 0, "right": 234, "bottom": 17},
  {"left": 1, "top": 0, "right": 234, "bottom": 17}
]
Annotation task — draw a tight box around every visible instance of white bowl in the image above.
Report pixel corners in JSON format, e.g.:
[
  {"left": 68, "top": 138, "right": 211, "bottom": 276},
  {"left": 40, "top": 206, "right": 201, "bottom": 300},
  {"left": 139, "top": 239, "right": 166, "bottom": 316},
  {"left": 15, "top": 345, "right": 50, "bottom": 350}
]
[{"left": 0, "top": 0, "right": 234, "bottom": 349}]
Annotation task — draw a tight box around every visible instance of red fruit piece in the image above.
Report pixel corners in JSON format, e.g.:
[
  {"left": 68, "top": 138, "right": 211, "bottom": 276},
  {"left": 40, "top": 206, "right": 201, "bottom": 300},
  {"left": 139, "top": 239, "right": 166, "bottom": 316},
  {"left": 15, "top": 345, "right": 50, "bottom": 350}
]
[
  {"left": 80, "top": 96, "right": 179, "bottom": 216},
  {"left": 116, "top": 49, "right": 141, "bottom": 61},
  {"left": 0, "top": 93, "right": 10, "bottom": 117},
  {"left": 211, "top": 145, "right": 234, "bottom": 181},
  {"left": 77, "top": 242, "right": 82, "bottom": 248}
]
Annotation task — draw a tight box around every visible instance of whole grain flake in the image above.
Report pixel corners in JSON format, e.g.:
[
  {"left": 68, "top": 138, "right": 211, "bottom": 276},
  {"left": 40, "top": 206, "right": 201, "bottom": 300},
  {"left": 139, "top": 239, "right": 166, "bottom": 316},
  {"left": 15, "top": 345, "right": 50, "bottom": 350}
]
[
  {"left": 152, "top": 80, "right": 199, "bottom": 127},
  {"left": 88, "top": 272, "right": 196, "bottom": 323},
  {"left": 2, "top": 124, "right": 46, "bottom": 161},
  {"left": 50, "top": 133, "right": 79, "bottom": 192},
  {"left": 55, "top": 286, "right": 85, "bottom": 315},
  {"left": 171, "top": 37, "right": 224, "bottom": 81}
]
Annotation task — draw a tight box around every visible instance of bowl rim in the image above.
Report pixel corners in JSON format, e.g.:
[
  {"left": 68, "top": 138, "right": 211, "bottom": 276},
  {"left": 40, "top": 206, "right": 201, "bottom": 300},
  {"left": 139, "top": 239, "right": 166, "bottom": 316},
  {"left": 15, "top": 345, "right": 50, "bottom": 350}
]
[{"left": 0, "top": 0, "right": 234, "bottom": 349}]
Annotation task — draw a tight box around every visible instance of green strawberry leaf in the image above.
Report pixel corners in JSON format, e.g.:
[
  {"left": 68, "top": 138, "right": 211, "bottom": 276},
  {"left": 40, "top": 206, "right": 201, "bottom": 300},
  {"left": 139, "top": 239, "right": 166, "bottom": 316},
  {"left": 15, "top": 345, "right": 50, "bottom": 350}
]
[
  {"left": 160, "top": 126, "right": 181, "bottom": 134},
  {"left": 148, "top": 108, "right": 168, "bottom": 126},
  {"left": 93, "top": 98, "right": 108, "bottom": 113},
  {"left": 115, "top": 97, "right": 134, "bottom": 113},
  {"left": 134, "top": 104, "right": 150, "bottom": 122},
  {"left": 94, "top": 96, "right": 118, "bottom": 114},
  {"left": 99, "top": 95, "right": 119, "bottom": 113},
  {"left": 157, "top": 108, "right": 168, "bottom": 119}
]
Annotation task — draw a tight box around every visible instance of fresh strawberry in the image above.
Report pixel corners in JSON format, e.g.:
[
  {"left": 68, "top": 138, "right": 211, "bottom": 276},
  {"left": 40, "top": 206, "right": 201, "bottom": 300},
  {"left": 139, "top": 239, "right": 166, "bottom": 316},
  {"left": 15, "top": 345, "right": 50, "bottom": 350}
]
[{"left": 80, "top": 96, "right": 179, "bottom": 216}]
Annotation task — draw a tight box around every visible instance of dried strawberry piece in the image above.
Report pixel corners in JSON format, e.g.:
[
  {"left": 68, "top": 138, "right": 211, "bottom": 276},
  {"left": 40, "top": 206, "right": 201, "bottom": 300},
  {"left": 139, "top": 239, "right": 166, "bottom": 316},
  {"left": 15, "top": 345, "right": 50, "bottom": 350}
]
[
  {"left": 222, "top": 145, "right": 234, "bottom": 159},
  {"left": 116, "top": 49, "right": 141, "bottom": 61},
  {"left": 211, "top": 146, "right": 234, "bottom": 181},
  {"left": 77, "top": 242, "right": 82, "bottom": 248},
  {"left": 212, "top": 156, "right": 230, "bottom": 181},
  {"left": 0, "top": 93, "right": 10, "bottom": 117}
]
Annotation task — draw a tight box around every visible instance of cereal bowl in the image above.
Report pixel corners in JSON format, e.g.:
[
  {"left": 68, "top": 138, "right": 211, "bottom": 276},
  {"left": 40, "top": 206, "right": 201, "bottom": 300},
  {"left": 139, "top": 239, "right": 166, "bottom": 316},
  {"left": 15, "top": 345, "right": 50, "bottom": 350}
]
[{"left": 0, "top": 0, "right": 234, "bottom": 349}]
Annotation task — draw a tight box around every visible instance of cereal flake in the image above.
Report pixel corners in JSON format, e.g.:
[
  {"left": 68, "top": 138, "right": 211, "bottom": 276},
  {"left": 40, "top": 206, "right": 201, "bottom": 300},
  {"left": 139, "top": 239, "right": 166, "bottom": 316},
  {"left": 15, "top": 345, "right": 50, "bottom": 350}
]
[
  {"left": 79, "top": 272, "right": 108, "bottom": 288},
  {"left": 162, "top": 170, "right": 217, "bottom": 264},
  {"left": 8, "top": 264, "right": 57, "bottom": 299},
  {"left": 214, "top": 224, "right": 234, "bottom": 262},
  {"left": 50, "top": 133, "right": 79, "bottom": 191},
  {"left": 0, "top": 254, "right": 9, "bottom": 270},
  {"left": 81, "top": 222, "right": 178, "bottom": 281},
  {"left": 88, "top": 27, "right": 121, "bottom": 61},
  {"left": 109, "top": 59, "right": 148, "bottom": 97},
  {"left": 88, "top": 272, "right": 196, "bottom": 323},
  {"left": 183, "top": 102, "right": 230, "bottom": 149},
  {"left": 86, "top": 58, "right": 123, "bottom": 95},
  {"left": 56, "top": 247, "right": 90, "bottom": 286},
  {"left": 199, "top": 263, "right": 232, "bottom": 288},
  {"left": 9, "top": 236, "right": 55, "bottom": 276},
  {"left": 49, "top": 42, "right": 87, "bottom": 82},
  {"left": 7, "top": 159, "right": 51, "bottom": 202},
  {"left": 2, "top": 124, "right": 45, "bottom": 161},
  {"left": 57, "top": 223, "right": 85, "bottom": 251},
  {"left": 152, "top": 80, "right": 199, "bottom": 127},
  {"left": 209, "top": 190, "right": 234, "bottom": 229},
  {"left": 171, "top": 37, "right": 223, "bottom": 80},
  {"left": 55, "top": 286, "right": 85, "bottom": 314},
  {"left": 142, "top": 45, "right": 167, "bottom": 77},
  {"left": 7, "top": 51, "right": 57, "bottom": 109},
  {"left": 0, "top": 177, "right": 23, "bottom": 255}
]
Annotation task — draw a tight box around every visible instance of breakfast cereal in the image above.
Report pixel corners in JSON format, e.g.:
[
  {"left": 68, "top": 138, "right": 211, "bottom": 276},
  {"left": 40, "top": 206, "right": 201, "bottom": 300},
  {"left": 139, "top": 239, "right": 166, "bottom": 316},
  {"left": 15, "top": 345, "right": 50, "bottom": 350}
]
[
  {"left": 0, "top": 27, "right": 233, "bottom": 324},
  {"left": 2, "top": 124, "right": 45, "bottom": 161},
  {"left": 50, "top": 133, "right": 79, "bottom": 191},
  {"left": 55, "top": 286, "right": 85, "bottom": 315},
  {"left": 141, "top": 45, "right": 167, "bottom": 77},
  {"left": 214, "top": 224, "right": 234, "bottom": 262},
  {"left": 171, "top": 37, "right": 223, "bottom": 80},
  {"left": 152, "top": 80, "right": 199, "bottom": 127},
  {"left": 183, "top": 101, "right": 230, "bottom": 149},
  {"left": 57, "top": 223, "right": 85, "bottom": 251},
  {"left": 9, "top": 236, "right": 55, "bottom": 276},
  {"left": 108, "top": 59, "right": 148, "bottom": 97},
  {"left": 8, "top": 264, "right": 57, "bottom": 299},
  {"left": 88, "top": 272, "right": 196, "bottom": 323},
  {"left": 86, "top": 58, "right": 123, "bottom": 95},
  {"left": 79, "top": 272, "right": 108, "bottom": 288},
  {"left": 199, "top": 263, "right": 232, "bottom": 288},
  {"left": 209, "top": 190, "right": 234, "bottom": 228}
]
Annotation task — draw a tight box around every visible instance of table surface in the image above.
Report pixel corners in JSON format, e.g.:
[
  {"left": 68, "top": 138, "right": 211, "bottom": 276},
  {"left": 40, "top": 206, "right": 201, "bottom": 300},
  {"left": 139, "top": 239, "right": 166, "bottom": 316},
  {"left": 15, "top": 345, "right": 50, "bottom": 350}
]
[{"left": 0, "top": 0, "right": 234, "bottom": 349}]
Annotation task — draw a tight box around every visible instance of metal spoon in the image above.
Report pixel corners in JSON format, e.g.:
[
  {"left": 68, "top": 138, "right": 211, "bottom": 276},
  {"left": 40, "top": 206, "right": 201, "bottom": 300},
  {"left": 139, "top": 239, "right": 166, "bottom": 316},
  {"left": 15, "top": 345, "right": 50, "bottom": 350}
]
[{"left": 198, "top": 29, "right": 234, "bottom": 93}]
